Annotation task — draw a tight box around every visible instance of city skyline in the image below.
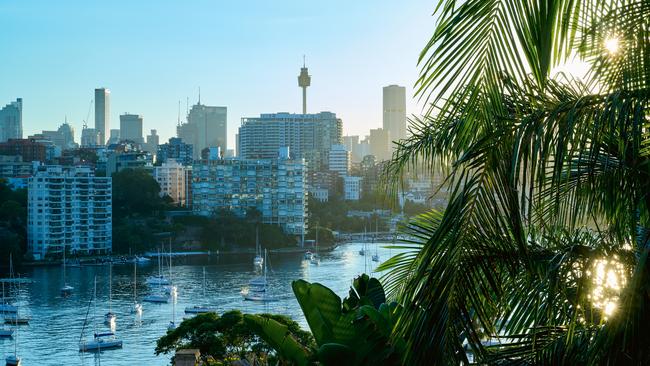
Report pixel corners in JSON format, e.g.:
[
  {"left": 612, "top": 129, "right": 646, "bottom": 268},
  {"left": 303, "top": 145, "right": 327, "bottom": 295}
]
[{"left": 0, "top": 0, "right": 434, "bottom": 148}]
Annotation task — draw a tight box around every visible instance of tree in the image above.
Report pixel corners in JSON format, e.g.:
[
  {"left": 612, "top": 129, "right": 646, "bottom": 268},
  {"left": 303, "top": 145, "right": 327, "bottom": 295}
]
[
  {"left": 156, "top": 310, "right": 313, "bottom": 365},
  {"left": 382, "top": 1, "right": 650, "bottom": 364},
  {"left": 112, "top": 168, "right": 163, "bottom": 218},
  {"left": 246, "top": 274, "right": 404, "bottom": 365}
]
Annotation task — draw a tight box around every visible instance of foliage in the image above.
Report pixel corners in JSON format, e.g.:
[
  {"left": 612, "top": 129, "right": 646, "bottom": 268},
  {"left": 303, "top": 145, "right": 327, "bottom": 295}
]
[
  {"left": 156, "top": 310, "right": 313, "bottom": 365},
  {"left": 112, "top": 168, "right": 164, "bottom": 219},
  {"left": 0, "top": 179, "right": 26, "bottom": 265},
  {"left": 308, "top": 196, "right": 389, "bottom": 233},
  {"left": 246, "top": 274, "right": 404, "bottom": 365},
  {"left": 381, "top": 0, "right": 650, "bottom": 364},
  {"left": 305, "top": 226, "right": 335, "bottom": 247}
]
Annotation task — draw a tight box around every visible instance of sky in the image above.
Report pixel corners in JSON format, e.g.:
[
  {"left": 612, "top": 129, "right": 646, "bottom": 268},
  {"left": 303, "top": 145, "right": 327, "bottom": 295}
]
[{"left": 0, "top": 0, "right": 436, "bottom": 149}]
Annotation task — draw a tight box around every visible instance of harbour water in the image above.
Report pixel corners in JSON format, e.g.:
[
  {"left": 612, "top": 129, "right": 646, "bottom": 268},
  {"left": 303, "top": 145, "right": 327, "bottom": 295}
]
[{"left": 0, "top": 242, "right": 397, "bottom": 365}]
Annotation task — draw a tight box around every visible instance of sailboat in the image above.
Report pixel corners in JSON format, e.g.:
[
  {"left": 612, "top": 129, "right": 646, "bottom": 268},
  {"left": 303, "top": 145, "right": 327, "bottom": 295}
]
[
  {"left": 146, "top": 248, "right": 170, "bottom": 286},
  {"left": 4, "top": 310, "right": 19, "bottom": 365},
  {"left": 131, "top": 261, "right": 142, "bottom": 314},
  {"left": 163, "top": 243, "right": 177, "bottom": 296},
  {"left": 242, "top": 250, "right": 274, "bottom": 302},
  {"left": 310, "top": 228, "right": 320, "bottom": 265},
  {"left": 371, "top": 219, "right": 380, "bottom": 262},
  {"left": 253, "top": 226, "right": 263, "bottom": 267},
  {"left": 0, "top": 280, "right": 16, "bottom": 314},
  {"left": 60, "top": 249, "right": 74, "bottom": 296},
  {"left": 359, "top": 226, "right": 366, "bottom": 256},
  {"left": 79, "top": 276, "right": 123, "bottom": 352},
  {"left": 167, "top": 298, "right": 177, "bottom": 331},
  {"left": 103, "top": 264, "right": 117, "bottom": 324},
  {"left": 185, "top": 267, "right": 215, "bottom": 314},
  {"left": 3, "top": 261, "right": 29, "bottom": 325}
]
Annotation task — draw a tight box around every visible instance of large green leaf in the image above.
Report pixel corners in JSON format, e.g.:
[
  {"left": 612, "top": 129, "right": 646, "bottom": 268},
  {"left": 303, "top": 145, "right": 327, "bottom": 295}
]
[
  {"left": 292, "top": 279, "right": 346, "bottom": 345},
  {"left": 243, "top": 314, "right": 310, "bottom": 366}
]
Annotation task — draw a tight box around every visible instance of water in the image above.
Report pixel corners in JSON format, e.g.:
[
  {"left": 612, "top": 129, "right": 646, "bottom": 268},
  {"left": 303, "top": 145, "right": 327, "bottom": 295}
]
[{"left": 0, "top": 242, "right": 396, "bottom": 365}]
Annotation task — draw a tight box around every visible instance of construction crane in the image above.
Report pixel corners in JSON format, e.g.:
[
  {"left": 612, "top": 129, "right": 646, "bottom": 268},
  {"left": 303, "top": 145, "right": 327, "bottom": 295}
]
[{"left": 82, "top": 99, "right": 93, "bottom": 129}]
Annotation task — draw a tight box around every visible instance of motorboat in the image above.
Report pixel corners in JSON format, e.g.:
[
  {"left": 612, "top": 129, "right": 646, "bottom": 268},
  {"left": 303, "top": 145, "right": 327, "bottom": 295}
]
[{"left": 303, "top": 251, "right": 313, "bottom": 260}]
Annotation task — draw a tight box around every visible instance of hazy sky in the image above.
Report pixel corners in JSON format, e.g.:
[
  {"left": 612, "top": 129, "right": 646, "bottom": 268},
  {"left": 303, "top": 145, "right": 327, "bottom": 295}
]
[{"left": 1, "top": 0, "right": 435, "bottom": 148}]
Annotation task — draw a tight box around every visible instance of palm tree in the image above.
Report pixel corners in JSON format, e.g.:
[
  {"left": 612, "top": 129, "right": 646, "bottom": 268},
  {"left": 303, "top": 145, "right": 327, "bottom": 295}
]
[{"left": 381, "top": 1, "right": 650, "bottom": 364}]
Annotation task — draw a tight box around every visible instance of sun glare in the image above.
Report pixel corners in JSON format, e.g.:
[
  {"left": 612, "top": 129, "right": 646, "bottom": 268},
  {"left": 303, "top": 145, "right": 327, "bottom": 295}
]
[
  {"left": 588, "top": 258, "right": 626, "bottom": 319},
  {"left": 604, "top": 37, "right": 620, "bottom": 55}
]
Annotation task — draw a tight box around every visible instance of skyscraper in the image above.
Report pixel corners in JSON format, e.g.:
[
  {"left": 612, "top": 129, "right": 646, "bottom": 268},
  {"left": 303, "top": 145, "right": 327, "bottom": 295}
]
[
  {"left": 0, "top": 98, "right": 23, "bottom": 142},
  {"left": 95, "top": 88, "right": 110, "bottom": 145},
  {"left": 238, "top": 112, "right": 342, "bottom": 170},
  {"left": 119, "top": 113, "right": 144, "bottom": 144},
  {"left": 369, "top": 128, "right": 391, "bottom": 161},
  {"left": 145, "top": 129, "right": 159, "bottom": 153},
  {"left": 177, "top": 102, "right": 227, "bottom": 159},
  {"left": 382, "top": 85, "right": 406, "bottom": 148}
]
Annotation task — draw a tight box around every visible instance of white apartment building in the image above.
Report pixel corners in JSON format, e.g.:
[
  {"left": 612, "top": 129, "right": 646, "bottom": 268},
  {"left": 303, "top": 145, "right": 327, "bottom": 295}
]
[
  {"left": 328, "top": 144, "right": 350, "bottom": 176},
  {"left": 344, "top": 176, "right": 362, "bottom": 201},
  {"left": 192, "top": 154, "right": 307, "bottom": 235},
  {"left": 153, "top": 159, "right": 191, "bottom": 207},
  {"left": 27, "top": 165, "right": 112, "bottom": 260}
]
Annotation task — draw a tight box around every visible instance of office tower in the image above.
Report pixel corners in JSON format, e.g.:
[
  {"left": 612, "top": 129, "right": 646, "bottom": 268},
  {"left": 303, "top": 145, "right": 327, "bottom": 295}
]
[
  {"left": 81, "top": 128, "right": 101, "bottom": 147},
  {"left": 343, "top": 135, "right": 363, "bottom": 162},
  {"left": 27, "top": 165, "right": 112, "bottom": 260},
  {"left": 177, "top": 102, "right": 227, "bottom": 159},
  {"left": 0, "top": 98, "right": 23, "bottom": 142},
  {"left": 37, "top": 122, "right": 77, "bottom": 150},
  {"left": 153, "top": 159, "right": 191, "bottom": 207},
  {"left": 328, "top": 144, "right": 350, "bottom": 176},
  {"left": 369, "top": 128, "right": 391, "bottom": 161},
  {"left": 95, "top": 88, "right": 110, "bottom": 145},
  {"left": 157, "top": 137, "right": 193, "bottom": 166},
  {"left": 344, "top": 176, "right": 362, "bottom": 201},
  {"left": 383, "top": 85, "right": 407, "bottom": 149},
  {"left": 107, "top": 129, "right": 121, "bottom": 145},
  {"left": 145, "top": 129, "right": 159, "bottom": 154},
  {"left": 119, "top": 113, "right": 144, "bottom": 144},
  {"left": 238, "top": 112, "right": 342, "bottom": 171},
  {"left": 192, "top": 152, "right": 307, "bottom": 235},
  {"left": 298, "top": 59, "right": 311, "bottom": 114}
]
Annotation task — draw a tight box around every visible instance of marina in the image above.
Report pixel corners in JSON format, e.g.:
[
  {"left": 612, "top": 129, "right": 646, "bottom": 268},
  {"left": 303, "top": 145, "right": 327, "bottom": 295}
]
[{"left": 0, "top": 242, "right": 394, "bottom": 365}]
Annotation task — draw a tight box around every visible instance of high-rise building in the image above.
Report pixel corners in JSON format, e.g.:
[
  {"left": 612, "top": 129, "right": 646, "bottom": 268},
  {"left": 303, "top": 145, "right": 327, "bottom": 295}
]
[
  {"left": 0, "top": 98, "right": 23, "bottom": 142},
  {"left": 145, "top": 129, "right": 159, "bottom": 154},
  {"left": 81, "top": 128, "right": 101, "bottom": 147},
  {"left": 119, "top": 113, "right": 144, "bottom": 144},
  {"left": 27, "top": 165, "right": 112, "bottom": 260},
  {"left": 153, "top": 159, "right": 191, "bottom": 207},
  {"left": 95, "top": 88, "right": 110, "bottom": 145},
  {"left": 369, "top": 128, "right": 391, "bottom": 161},
  {"left": 342, "top": 135, "right": 363, "bottom": 163},
  {"left": 328, "top": 144, "right": 350, "bottom": 176},
  {"left": 157, "top": 137, "right": 193, "bottom": 166},
  {"left": 107, "top": 129, "right": 121, "bottom": 145},
  {"left": 383, "top": 85, "right": 406, "bottom": 149},
  {"left": 192, "top": 153, "right": 307, "bottom": 235},
  {"left": 238, "top": 112, "right": 342, "bottom": 171},
  {"left": 37, "top": 122, "right": 77, "bottom": 150},
  {"left": 177, "top": 102, "right": 227, "bottom": 159}
]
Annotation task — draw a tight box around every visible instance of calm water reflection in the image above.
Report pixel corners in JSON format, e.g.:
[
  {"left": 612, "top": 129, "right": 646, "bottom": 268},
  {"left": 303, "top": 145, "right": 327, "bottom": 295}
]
[{"left": 0, "top": 242, "right": 397, "bottom": 365}]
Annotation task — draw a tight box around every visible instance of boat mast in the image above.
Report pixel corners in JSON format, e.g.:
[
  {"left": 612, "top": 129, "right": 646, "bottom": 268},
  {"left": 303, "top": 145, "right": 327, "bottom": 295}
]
[
  {"left": 133, "top": 261, "right": 137, "bottom": 303},
  {"left": 109, "top": 263, "right": 112, "bottom": 314}
]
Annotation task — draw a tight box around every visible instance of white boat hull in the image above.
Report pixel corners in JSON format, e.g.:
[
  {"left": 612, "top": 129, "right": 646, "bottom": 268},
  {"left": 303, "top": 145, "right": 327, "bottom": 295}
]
[
  {"left": 146, "top": 276, "right": 170, "bottom": 286},
  {"left": 79, "top": 339, "right": 123, "bottom": 352}
]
